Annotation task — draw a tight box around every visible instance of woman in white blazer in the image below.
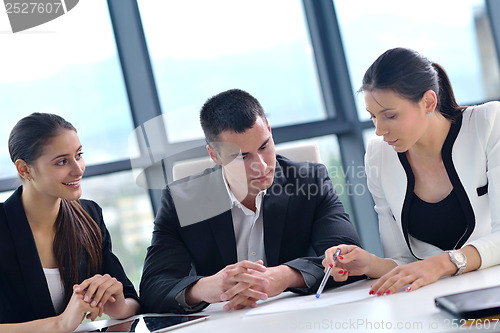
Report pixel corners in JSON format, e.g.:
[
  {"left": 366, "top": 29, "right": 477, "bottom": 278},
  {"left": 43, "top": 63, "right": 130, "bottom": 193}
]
[{"left": 322, "top": 48, "right": 500, "bottom": 296}]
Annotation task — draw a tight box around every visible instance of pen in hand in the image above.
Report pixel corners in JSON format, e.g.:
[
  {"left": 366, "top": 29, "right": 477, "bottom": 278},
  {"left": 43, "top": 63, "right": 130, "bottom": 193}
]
[{"left": 315, "top": 248, "right": 341, "bottom": 298}]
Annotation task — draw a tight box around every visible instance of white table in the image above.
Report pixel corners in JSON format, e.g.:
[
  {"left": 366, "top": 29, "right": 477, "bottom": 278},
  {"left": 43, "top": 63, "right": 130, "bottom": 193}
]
[{"left": 76, "top": 265, "right": 500, "bottom": 332}]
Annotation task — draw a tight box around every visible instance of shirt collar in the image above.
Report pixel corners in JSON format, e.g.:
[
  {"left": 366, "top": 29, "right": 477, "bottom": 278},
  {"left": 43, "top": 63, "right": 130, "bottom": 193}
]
[{"left": 222, "top": 168, "right": 267, "bottom": 210}]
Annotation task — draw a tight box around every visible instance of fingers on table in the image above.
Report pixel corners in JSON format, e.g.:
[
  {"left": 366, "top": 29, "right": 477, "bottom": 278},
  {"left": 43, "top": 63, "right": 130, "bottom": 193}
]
[{"left": 369, "top": 271, "right": 420, "bottom": 296}]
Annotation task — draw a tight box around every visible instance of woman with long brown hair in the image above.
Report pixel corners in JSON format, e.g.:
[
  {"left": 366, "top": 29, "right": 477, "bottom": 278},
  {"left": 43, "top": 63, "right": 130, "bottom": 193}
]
[{"left": 0, "top": 113, "right": 139, "bottom": 332}]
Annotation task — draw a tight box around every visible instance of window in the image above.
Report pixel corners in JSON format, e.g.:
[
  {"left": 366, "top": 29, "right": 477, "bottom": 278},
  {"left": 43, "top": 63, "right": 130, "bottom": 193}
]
[
  {"left": 137, "top": 0, "right": 326, "bottom": 143},
  {"left": 363, "top": 129, "right": 377, "bottom": 151},
  {"left": 335, "top": 0, "right": 499, "bottom": 120},
  {"left": 0, "top": 0, "right": 136, "bottom": 180},
  {"left": 81, "top": 170, "right": 154, "bottom": 288},
  {"left": 0, "top": 190, "right": 14, "bottom": 202},
  {"left": 275, "top": 135, "right": 355, "bottom": 227}
]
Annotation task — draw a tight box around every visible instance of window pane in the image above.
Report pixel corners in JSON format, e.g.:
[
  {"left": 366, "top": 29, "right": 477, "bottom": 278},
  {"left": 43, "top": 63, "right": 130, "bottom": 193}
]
[
  {"left": 275, "top": 135, "right": 356, "bottom": 228},
  {"left": 0, "top": 190, "right": 15, "bottom": 202},
  {"left": 335, "top": 0, "right": 500, "bottom": 120},
  {"left": 0, "top": 1, "right": 136, "bottom": 180},
  {"left": 81, "top": 170, "right": 154, "bottom": 289},
  {"left": 363, "top": 128, "right": 377, "bottom": 151},
  {"left": 138, "top": 0, "right": 326, "bottom": 143}
]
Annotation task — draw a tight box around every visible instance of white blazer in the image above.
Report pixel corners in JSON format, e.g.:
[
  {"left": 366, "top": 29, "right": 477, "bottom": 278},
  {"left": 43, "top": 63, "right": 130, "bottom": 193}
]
[{"left": 365, "top": 101, "right": 500, "bottom": 269}]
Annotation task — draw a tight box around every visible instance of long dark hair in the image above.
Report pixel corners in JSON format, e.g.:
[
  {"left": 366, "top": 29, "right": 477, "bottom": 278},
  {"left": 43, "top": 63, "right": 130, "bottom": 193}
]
[
  {"left": 359, "top": 47, "right": 465, "bottom": 120},
  {"left": 8, "top": 113, "right": 102, "bottom": 305}
]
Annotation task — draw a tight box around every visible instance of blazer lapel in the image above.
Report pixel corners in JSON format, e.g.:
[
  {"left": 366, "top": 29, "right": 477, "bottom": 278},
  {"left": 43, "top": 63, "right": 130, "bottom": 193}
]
[
  {"left": 209, "top": 211, "right": 237, "bottom": 266},
  {"left": 207, "top": 167, "right": 238, "bottom": 266},
  {"left": 4, "top": 187, "right": 56, "bottom": 319},
  {"left": 263, "top": 160, "right": 289, "bottom": 267}
]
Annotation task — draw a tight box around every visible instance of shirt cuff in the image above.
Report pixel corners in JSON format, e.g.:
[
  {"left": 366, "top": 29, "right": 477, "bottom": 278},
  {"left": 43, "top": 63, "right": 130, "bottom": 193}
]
[
  {"left": 300, "top": 270, "right": 316, "bottom": 289},
  {"left": 283, "top": 264, "right": 316, "bottom": 294},
  {"left": 174, "top": 288, "right": 209, "bottom": 312}
]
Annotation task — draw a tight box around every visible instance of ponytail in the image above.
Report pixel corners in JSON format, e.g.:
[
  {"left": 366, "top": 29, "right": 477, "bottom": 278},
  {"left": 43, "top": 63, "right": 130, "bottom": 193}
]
[{"left": 431, "top": 62, "right": 465, "bottom": 120}]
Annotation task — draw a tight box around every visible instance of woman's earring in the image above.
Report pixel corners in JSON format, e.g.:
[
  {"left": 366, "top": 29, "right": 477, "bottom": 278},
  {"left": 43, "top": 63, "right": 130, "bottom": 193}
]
[
  {"left": 27, "top": 176, "right": 31, "bottom": 181},
  {"left": 428, "top": 112, "right": 432, "bottom": 117}
]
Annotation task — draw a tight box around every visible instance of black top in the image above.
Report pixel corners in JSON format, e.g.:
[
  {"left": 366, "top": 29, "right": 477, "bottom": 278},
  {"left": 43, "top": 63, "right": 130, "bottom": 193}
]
[
  {"left": 0, "top": 186, "right": 139, "bottom": 324},
  {"left": 398, "top": 113, "right": 475, "bottom": 259},
  {"left": 408, "top": 189, "right": 467, "bottom": 251}
]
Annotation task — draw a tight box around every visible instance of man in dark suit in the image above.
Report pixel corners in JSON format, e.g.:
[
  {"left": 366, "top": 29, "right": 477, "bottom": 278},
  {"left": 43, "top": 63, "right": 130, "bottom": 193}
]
[{"left": 140, "top": 89, "right": 362, "bottom": 314}]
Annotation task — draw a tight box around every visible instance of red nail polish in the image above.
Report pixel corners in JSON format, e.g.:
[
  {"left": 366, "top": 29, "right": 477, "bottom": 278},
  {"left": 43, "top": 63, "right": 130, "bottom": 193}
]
[
  {"left": 346, "top": 271, "right": 350, "bottom": 275},
  {"left": 369, "top": 290, "right": 374, "bottom": 295},
  {"left": 385, "top": 289, "right": 391, "bottom": 295},
  {"left": 406, "top": 287, "right": 411, "bottom": 292},
  {"left": 338, "top": 270, "right": 344, "bottom": 274},
  {"left": 338, "top": 256, "right": 344, "bottom": 260},
  {"left": 377, "top": 290, "right": 383, "bottom": 296},
  {"left": 329, "top": 263, "right": 333, "bottom": 268}
]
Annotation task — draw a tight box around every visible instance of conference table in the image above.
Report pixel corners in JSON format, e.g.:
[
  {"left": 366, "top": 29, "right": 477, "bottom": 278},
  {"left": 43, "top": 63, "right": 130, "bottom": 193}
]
[{"left": 75, "top": 264, "right": 500, "bottom": 332}]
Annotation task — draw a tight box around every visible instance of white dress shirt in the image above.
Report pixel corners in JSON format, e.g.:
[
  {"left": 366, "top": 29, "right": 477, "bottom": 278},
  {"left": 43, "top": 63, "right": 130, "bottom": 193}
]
[
  {"left": 222, "top": 170, "right": 267, "bottom": 265},
  {"left": 174, "top": 170, "right": 270, "bottom": 311}
]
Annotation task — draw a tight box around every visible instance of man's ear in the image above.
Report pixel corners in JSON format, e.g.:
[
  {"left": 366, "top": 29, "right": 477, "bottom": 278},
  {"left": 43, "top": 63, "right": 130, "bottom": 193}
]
[
  {"left": 15, "top": 159, "right": 31, "bottom": 181},
  {"left": 207, "top": 145, "right": 222, "bottom": 165}
]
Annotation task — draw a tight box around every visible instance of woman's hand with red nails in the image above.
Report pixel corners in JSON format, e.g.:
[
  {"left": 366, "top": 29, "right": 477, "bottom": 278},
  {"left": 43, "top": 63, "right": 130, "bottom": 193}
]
[
  {"left": 322, "top": 245, "right": 397, "bottom": 282},
  {"left": 369, "top": 253, "right": 455, "bottom": 296}
]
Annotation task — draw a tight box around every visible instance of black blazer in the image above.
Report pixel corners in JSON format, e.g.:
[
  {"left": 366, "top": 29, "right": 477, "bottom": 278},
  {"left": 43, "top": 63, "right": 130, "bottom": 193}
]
[
  {"left": 0, "top": 186, "right": 138, "bottom": 324},
  {"left": 140, "top": 156, "right": 363, "bottom": 314}
]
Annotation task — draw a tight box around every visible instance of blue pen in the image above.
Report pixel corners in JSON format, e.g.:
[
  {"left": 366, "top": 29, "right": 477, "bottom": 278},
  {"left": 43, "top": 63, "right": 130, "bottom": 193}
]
[{"left": 315, "top": 248, "right": 341, "bottom": 298}]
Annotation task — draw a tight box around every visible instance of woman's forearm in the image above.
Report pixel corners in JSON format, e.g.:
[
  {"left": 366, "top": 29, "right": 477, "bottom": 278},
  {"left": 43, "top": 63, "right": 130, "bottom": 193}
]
[
  {"left": 0, "top": 316, "right": 66, "bottom": 333},
  {"left": 366, "top": 254, "right": 398, "bottom": 278},
  {"left": 108, "top": 298, "right": 140, "bottom": 320}
]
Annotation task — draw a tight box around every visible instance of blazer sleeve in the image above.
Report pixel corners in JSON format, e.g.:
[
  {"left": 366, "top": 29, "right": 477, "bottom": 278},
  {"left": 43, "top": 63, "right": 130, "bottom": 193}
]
[
  {"left": 365, "top": 139, "right": 413, "bottom": 266},
  {"left": 81, "top": 200, "right": 139, "bottom": 302},
  {"left": 283, "top": 163, "right": 365, "bottom": 294},
  {"left": 465, "top": 102, "right": 500, "bottom": 268},
  {"left": 139, "top": 187, "right": 208, "bottom": 314}
]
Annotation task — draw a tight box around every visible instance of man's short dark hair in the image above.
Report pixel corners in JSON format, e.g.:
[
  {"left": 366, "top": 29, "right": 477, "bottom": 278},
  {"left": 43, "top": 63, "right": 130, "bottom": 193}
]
[{"left": 200, "top": 89, "right": 267, "bottom": 143}]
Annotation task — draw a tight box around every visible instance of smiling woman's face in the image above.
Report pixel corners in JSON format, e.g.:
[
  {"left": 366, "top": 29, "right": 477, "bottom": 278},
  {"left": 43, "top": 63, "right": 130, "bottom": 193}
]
[
  {"left": 364, "top": 89, "right": 431, "bottom": 153},
  {"left": 28, "top": 129, "right": 85, "bottom": 202}
]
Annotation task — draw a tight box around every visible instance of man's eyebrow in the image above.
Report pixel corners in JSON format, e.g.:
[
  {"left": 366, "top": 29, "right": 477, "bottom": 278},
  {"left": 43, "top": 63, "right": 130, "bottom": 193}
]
[
  {"left": 229, "top": 151, "right": 246, "bottom": 158},
  {"left": 259, "top": 137, "right": 270, "bottom": 148},
  {"left": 228, "top": 137, "right": 271, "bottom": 158},
  {"left": 50, "top": 145, "right": 82, "bottom": 161}
]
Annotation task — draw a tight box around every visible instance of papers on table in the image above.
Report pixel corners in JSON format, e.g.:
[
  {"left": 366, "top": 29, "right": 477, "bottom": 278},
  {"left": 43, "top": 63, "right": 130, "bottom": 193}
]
[{"left": 244, "top": 280, "right": 372, "bottom": 317}]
